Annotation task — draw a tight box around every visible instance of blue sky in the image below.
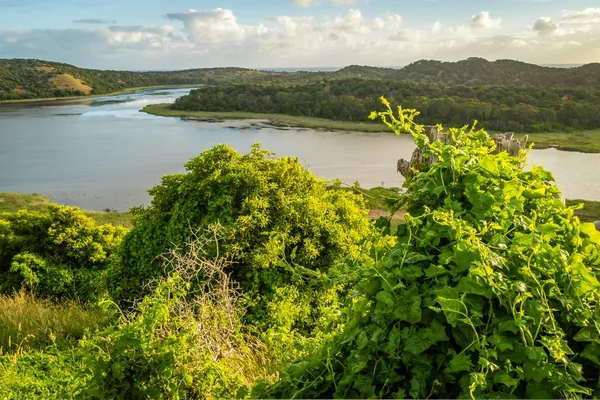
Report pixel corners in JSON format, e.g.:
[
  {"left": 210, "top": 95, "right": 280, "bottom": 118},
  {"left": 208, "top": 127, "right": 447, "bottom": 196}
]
[{"left": 0, "top": 0, "right": 599, "bottom": 69}]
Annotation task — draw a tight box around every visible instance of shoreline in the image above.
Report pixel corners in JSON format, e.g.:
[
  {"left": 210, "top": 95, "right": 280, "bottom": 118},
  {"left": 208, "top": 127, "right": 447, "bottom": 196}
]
[
  {"left": 3, "top": 191, "right": 599, "bottom": 225},
  {"left": 0, "top": 84, "right": 203, "bottom": 105},
  {"left": 141, "top": 104, "right": 391, "bottom": 133},
  {"left": 143, "top": 104, "right": 600, "bottom": 153}
]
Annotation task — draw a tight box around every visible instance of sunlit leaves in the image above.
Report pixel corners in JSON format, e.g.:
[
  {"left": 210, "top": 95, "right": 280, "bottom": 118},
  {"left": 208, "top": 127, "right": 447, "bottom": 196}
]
[{"left": 260, "top": 98, "right": 600, "bottom": 399}]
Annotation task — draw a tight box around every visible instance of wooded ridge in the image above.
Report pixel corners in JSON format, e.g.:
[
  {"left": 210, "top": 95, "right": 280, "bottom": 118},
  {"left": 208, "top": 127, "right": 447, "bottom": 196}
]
[{"left": 1, "top": 57, "right": 599, "bottom": 101}]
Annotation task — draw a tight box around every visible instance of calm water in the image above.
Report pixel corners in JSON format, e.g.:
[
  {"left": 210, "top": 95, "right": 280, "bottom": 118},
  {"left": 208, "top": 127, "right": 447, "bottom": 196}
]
[{"left": 1, "top": 88, "right": 599, "bottom": 211}]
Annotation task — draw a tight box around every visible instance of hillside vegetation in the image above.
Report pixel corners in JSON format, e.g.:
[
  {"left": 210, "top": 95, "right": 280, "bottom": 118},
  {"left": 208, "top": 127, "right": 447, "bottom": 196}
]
[
  {"left": 2, "top": 57, "right": 600, "bottom": 101},
  {"left": 171, "top": 78, "right": 600, "bottom": 133}
]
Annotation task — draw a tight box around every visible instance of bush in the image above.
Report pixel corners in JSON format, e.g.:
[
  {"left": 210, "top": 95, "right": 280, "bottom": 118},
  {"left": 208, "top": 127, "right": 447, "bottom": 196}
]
[
  {"left": 81, "top": 231, "right": 273, "bottom": 399},
  {"left": 0, "top": 205, "right": 127, "bottom": 301},
  {"left": 256, "top": 100, "right": 600, "bottom": 398},
  {"left": 109, "top": 143, "right": 380, "bottom": 344}
]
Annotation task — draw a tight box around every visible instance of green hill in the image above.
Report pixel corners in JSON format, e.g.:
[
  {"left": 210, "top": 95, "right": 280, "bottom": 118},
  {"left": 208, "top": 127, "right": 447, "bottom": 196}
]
[
  {"left": 395, "top": 57, "right": 600, "bottom": 87},
  {"left": 2, "top": 57, "right": 600, "bottom": 101}
]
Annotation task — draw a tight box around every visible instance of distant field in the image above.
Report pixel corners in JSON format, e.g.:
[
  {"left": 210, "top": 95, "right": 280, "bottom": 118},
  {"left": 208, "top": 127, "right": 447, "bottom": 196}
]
[
  {"left": 142, "top": 104, "right": 390, "bottom": 133},
  {"left": 521, "top": 130, "right": 600, "bottom": 153}
]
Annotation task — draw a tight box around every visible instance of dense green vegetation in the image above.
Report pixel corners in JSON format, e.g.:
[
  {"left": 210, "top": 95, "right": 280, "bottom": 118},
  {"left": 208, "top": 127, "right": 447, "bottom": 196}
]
[
  {"left": 0, "top": 59, "right": 310, "bottom": 101},
  {"left": 172, "top": 78, "right": 600, "bottom": 133},
  {"left": 1, "top": 98, "right": 600, "bottom": 398},
  {"left": 0, "top": 192, "right": 133, "bottom": 227},
  {"left": 109, "top": 144, "right": 389, "bottom": 366},
  {"left": 0, "top": 205, "right": 126, "bottom": 301},
  {"left": 3, "top": 57, "right": 600, "bottom": 101},
  {"left": 257, "top": 100, "right": 600, "bottom": 399}
]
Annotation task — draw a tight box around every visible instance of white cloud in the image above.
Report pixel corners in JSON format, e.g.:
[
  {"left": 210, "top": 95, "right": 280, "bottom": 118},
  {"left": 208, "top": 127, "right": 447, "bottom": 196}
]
[
  {"left": 532, "top": 17, "right": 560, "bottom": 35},
  {"left": 289, "top": 0, "right": 322, "bottom": 6},
  {"left": 1, "top": 6, "right": 600, "bottom": 69},
  {"left": 561, "top": 7, "right": 600, "bottom": 24},
  {"left": 165, "top": 8, "right": 246, "bottom": 43},
  {"left": 470, "top": 11, "right": 501, "bottom": 29}
]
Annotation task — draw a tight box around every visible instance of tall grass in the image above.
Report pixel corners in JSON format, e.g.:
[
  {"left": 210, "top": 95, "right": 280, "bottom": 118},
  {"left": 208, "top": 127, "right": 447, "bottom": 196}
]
[{"left": 0, "top": 291, "right": 109, "bottom": 353}]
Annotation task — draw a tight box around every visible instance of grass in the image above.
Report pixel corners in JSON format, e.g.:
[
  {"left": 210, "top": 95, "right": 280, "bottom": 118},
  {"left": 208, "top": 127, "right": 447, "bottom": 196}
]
[
  {"left": 142, "top": 104, "right": 390, "bottom": 133},
  {"left": 145, "top": 105, "right": 600, "bottom": 153},
  {"left": 0, "top": 346, "right": 86, "bottom": 398},
  {"left": 48, "top": 73, "right": 92, "bottom": 95},
  {"left": 567, "top": 199, "right": 600, "bottom": 222},
  {"left": 0, "top": 193, "right": 52, "bottom": 214},
  {"left": 519, "top": 130, "right": 600, "bottom": 153},
  {"left": 0, "top": 192, "right": 133, "bottom": 228},
  {"left": 0, "top": 291, "right": 109, "bottom": 353}
]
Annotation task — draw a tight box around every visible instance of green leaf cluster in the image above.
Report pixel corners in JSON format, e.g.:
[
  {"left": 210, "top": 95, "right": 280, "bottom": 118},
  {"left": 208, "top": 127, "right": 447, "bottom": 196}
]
[
  {"left": 109, "top": 143, "right": 382, "bottom": 353},
  {"left": 0, "top": 205, "right": 127, "bottom": 301},
  {"left": 257, "top": 99, "right": 600, "bottom": 399},
  {"left": 79, "top": 275, "right": 250, "bottom": 399}
]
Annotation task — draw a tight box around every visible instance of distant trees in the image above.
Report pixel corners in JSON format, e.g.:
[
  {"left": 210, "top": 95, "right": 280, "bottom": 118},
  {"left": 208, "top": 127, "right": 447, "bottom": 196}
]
[{"left": 172, "top": 79, "right": 600, "bottom": 132}]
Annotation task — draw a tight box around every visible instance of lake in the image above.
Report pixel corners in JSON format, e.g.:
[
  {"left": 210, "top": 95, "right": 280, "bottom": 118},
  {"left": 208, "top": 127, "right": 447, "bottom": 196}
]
[{"left": 1, "top": 88, "right": 599, "bottom": 211}]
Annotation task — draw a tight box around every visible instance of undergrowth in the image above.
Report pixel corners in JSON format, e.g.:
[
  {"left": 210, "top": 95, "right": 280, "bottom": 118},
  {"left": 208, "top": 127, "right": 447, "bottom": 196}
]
[
  {"left": 0, "top": 291, "right": 108, "bottom": 354},
  {"left": 256, "top": 98, "right": 600, "bottom": 399}
]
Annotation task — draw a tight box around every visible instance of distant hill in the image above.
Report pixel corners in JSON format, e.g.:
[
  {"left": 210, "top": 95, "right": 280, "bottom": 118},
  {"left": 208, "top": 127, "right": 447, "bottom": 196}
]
[
  {"left": 395, "top": 57, "right": 600, "bottom": 88},
  {"left": 1, "top": 57, "right": 600, "bottom": 101},
  {"left": 0, "top": 59, "right": 291, "bottom": 101}
]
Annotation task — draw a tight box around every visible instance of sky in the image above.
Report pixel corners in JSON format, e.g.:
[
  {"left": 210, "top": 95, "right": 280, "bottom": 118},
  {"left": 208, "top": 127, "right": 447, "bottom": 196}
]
[{"left": 0, "top": 0, "right": 599, "bottom": 70}]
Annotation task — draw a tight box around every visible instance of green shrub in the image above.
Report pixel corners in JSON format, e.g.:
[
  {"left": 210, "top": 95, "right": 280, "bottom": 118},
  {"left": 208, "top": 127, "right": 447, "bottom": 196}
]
[
  {"left": 81, "top": 235, "right": 274, "bottom": 399},
  {"left": 109, "top": 143, "right": 381, "bottom": 344},
  {"left": 256, "top": 100, "right": 600, "bottom": 398},
  {"left": 0, "top": 205, "right": 127, "bottom": 301}
]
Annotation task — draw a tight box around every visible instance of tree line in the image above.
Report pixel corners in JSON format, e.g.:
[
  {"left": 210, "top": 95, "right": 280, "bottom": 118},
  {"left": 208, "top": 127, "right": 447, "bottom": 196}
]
[{"left": 172, "top": 78, "right": 600, "bottom": 132}]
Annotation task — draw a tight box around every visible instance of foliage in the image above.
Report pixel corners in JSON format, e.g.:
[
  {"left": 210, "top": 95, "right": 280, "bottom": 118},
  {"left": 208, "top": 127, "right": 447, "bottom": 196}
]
[
  {"left": 172, "top": 78, "right": 600, "bottom": 132},
  {"left": 256, "top": 98, "right": 600, "bottom": 399},
  {"left": 80, "top": 232, "right": 273, "bottom": 399},
  {"left": 0, "top": 347, "right": 87, "bottom": 399},
  {"left": 0, "top": 291, "right": 109, "bottom": 353},
  {"left": 109, "top": 143, "right": 385, "bottom": 360},
  {"left": 0, "top": 192, "right": 133, "bottom": 228},
  {"left": 0, "top": 205, "right": 127, "bottom": 301}
]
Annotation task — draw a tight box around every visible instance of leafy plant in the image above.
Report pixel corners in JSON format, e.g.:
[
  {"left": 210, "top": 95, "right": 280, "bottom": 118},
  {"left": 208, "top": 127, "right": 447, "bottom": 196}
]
[
  {"left": 109, "top": 143, "right": 385, "bottom": 354},
  {"left": 0, "top": 205, "right": 127, "bottom": 301},
  {"left": 256, "top": 98, "right": 600, "bottom": 399},
  {"left": 80, "top": 229, "right": 273, "bottom": 399}
]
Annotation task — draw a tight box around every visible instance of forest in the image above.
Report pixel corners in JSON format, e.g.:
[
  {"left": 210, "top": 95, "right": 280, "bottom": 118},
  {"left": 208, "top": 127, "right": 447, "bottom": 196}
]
[
  {"left": 2, "top": 56, "right": 600, "bottom": 101},
  {"left": 1, "top": 98, "right": 600, "bottom": 398},
  {"left": 172, "top": 78, "right": 600, "bottom": 133}
]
